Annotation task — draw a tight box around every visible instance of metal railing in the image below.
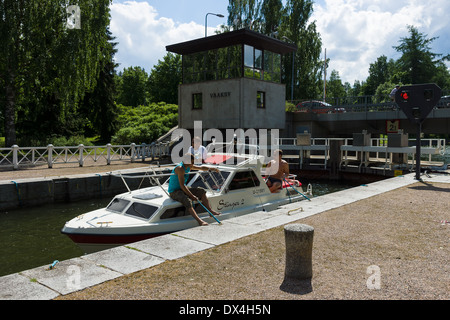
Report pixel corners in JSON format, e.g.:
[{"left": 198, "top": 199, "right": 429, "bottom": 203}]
[
  {"left": 288, "top": 92, "right": 450, "bottom": 113},
  {"left": 0, "top": 142, "right": 170, "bottom": 170},
  {"left": 276, "top": 137, "right": 447, "bottom": 170}
]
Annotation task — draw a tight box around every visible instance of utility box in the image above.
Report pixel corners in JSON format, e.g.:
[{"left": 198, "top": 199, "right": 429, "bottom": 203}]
[
  {"left": 353, "top": 130, "right": 371, "bottom": 146},
  {"left": 296, "top": 132, "right": 311, "bottom": 164},
  {"left": 296, "top": 132, "right": 311, "bottom": 146},
  {"left": 388, "top": 131, "right": 409, "bottom": 164},
  {"left": 388, "top": 131, "right": 408, "bottom": 147}
]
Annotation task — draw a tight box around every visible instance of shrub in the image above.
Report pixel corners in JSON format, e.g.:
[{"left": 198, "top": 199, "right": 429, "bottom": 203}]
[{"left": 111, "top": 102, "right": 178, "bottom": 145}]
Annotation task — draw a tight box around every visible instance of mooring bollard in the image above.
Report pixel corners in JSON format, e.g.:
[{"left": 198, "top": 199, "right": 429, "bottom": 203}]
[{"left": 284, "top": 224, "right": 314, "bottom": 280}]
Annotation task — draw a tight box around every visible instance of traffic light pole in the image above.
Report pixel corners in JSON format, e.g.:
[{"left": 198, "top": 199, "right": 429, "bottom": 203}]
[
  {"left": 415, "top": 122, "right": 422, "bottom": 181},
  {"left": 394, "top": 83, "right": 442, "bottom": 181}
]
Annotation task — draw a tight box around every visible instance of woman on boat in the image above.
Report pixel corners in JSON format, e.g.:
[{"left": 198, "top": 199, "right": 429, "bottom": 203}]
[{"left": 168, "top": 153, "right": 221, "bottom": 226}]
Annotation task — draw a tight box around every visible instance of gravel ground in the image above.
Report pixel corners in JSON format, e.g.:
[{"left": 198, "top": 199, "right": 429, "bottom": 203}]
[{"left": 55, "top": 180, "right": 449, "bottom": 300}]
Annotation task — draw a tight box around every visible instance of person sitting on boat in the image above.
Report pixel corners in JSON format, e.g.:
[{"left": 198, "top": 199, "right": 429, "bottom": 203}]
[
  {"left": 265, "top": 149, "right": 289, "bottom": 193},
  {"left": 168, "top": 153, "right": 221, "bottom": 226},
  {"left": 188, "top": 136, "right": 207, "bottom": 165}
]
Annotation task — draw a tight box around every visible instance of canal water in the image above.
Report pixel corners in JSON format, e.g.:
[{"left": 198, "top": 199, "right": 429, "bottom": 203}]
[{"left": 0, "top": 179, "right": 388, "bottom": 277}]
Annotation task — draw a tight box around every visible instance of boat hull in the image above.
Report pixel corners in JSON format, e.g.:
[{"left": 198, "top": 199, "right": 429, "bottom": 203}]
[{"left": 62, "top": 231, "right": 170, "bottom": 253}]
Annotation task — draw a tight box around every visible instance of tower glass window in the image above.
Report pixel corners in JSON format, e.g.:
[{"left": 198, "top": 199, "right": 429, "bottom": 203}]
[{"left": 183, "top": 44, "right": 280, "bottom": 84}]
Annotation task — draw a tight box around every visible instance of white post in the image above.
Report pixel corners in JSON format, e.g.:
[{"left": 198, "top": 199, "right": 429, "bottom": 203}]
[
  {"left": 106, "top": 143, "right": 111, "bottom": 165},
  {"left": 47, "top": 144, "right": 54, "bottom": 168},
  {"left": 78, "top": 144, "right": 84, "bottom": 167},
  {"left": 141, "top": 143, "right": 146, "bottom": 162},
  {"left": 130, "top": 143, "right": 136, "bottom": 163},
  {"left": 12, "top": 145, "right": 19, "bottom": 170}
]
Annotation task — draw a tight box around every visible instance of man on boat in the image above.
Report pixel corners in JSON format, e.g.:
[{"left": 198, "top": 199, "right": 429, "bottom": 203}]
[
  {"left": 168, "top": 153, "right": 221, "bottom": 226},
  {"left": 265, "top": 149, "right": 289, "bottom": 193},
  {"left": 188, "top": 136, "right": 207, "bottom": 164}
]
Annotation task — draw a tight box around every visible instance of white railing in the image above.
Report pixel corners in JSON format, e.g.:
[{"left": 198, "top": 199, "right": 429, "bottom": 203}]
[
  {"left": 275, "top": 137, "right": 447, "bottom": 170},
  {"left": 0, "top": 142, "right": 170, "bottom": 170}
]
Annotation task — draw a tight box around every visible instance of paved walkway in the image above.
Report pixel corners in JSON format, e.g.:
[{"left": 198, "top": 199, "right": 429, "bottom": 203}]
[{"left": 0, "top": 159, "right": 159, "bottom": 182}]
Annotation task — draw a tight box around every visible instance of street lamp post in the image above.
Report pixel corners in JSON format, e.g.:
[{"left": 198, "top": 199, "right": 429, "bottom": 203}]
[
  {"left": 205, "top": 13, "right": 224, "bottom": 37},
  {"left": 282, "top": 36, "right": 295, "bottom": 101}
]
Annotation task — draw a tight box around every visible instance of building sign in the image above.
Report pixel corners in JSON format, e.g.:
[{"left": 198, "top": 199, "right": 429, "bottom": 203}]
[
  {"left": 210, "top": 92, "right": 231, "bottom": 98},
  {"left": 386, "top": 120, "right": 400, "bottom": 133}
]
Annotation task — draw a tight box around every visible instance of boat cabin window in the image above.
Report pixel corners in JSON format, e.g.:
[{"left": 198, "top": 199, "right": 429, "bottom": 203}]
[
  {"left": 107, "top": 198, "right": 130, "bottom": 213},
  {"left": 126, "top": 203, "right": 159, "bottom": 219},
  {"left": 228, "top": 170, "right": 260, "bottom": 191}
]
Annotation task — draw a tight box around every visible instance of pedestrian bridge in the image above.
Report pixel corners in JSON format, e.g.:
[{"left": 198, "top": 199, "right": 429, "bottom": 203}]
[{"left": 288, "top": 96, "right": 450, "bottom": 136}]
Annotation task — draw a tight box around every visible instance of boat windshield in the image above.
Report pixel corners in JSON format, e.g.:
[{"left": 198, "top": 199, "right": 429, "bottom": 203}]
[
  {"left": 126, "top": 202, "right": 159, "bottom": 219},
  {"left": 189, "top": 170, "right": 230, "bottom": 192},
  {"left": 106, "top": 198, "right": 130, "bottom": 213}
]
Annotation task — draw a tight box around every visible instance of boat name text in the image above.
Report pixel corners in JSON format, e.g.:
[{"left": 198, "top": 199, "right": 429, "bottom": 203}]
[{"left": 217, "top": 198, "right": 244, "bottom": 211}]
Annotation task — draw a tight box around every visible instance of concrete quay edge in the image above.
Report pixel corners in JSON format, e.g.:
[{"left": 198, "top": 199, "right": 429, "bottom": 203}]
[
  {"left": 0, "top": 166, "right": 162, "bottom": 211},
  {"left": 1, "top": 172, "right": 449, "bottom": 300}
]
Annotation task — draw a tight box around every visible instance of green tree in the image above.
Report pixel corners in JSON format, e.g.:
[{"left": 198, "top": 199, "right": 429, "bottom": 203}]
[
  {"left": 115, "top": 66, "right": 149, "bottom": 108},
  {"left": 147, "top": 53, "right": 181, "bottom": 104},
  {"left": 432, "top": 61, "right": 450, "bottom": 92},
  {"left": 393, "top": 25, "right": 447, "bottom": 85},
  {"left": 326, "top": 70, "right": 346, "bottom": 102},
  {"left": 224, "top": 0, "right": 322, "bottom": 100},
  {"left": 227, "top": 0, "right": 261, "bottom": 30},
  {"left": 79, "top": 28, "right": 118, "bottom": 143},
  {"left": 361, "top": 55, "right": 390, "bottom": 95},
  {"left": 0, "top": 0, "right": 112, "bottom": 146},
  {"left": 281, "top": 0, "right": 322, "bottom": 100},
  {"left": 260, "top": 0, "right": 283, "bottom": 35}
]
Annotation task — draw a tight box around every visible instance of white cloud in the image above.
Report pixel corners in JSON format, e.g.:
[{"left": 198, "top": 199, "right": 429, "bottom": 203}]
[
  {"left": 313, "top": 0, "right": 450, "bottom": 84},
  {"left": 110, "top": 1, "right": 214, "bottom": 72},
  {"left": 110, "top": 0, "right": 450, "bottom": 85}
]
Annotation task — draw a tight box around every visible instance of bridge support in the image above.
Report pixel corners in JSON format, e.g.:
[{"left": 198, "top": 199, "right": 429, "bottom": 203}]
[{"left": 329, "top": 139, "right": 344, "bottom": 179}]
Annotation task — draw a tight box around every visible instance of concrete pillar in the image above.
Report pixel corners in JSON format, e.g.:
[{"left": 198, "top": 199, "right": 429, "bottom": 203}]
[
  {"left": 284, "top": 224, "right": 314, "bottom": 280},
  {"left": 296, "top": 132, "right": 311, "bottom": 165},
  {"left": 353, "top": 130, "right": 371, "bottom": 164},
  {"left": 329, "top": 139, "right": 344, "bottom": 179},
  {"left": 388, "top": 131, "right": 408, "bottom": 164}
]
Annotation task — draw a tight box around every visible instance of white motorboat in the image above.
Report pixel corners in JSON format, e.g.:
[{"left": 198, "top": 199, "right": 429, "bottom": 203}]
[{"left": 61, "top": 153, "right": 311, "bottom": 253}]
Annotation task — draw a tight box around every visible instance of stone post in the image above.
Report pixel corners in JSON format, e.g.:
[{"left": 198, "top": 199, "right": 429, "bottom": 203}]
[{"left": 284, "top": 224, "right": 314, "bottom": 280}]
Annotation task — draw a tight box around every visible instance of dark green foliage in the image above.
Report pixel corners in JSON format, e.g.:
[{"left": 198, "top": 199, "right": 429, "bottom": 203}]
[
  {"left": 111, "top": 103, "right": 178, "bottom": 145},
  {"left": 1, "top": 0, "right": 113, "bottom": 146}
]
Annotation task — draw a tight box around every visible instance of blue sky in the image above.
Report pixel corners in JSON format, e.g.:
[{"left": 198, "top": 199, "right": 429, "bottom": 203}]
[{"left": 110, "top": 0, "right": 450, "bottom": 85}]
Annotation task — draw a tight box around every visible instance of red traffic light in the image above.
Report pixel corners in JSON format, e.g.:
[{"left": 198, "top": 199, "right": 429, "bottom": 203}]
[{"left": 400, "top": 91, "right": 409, "bottom": 101}]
